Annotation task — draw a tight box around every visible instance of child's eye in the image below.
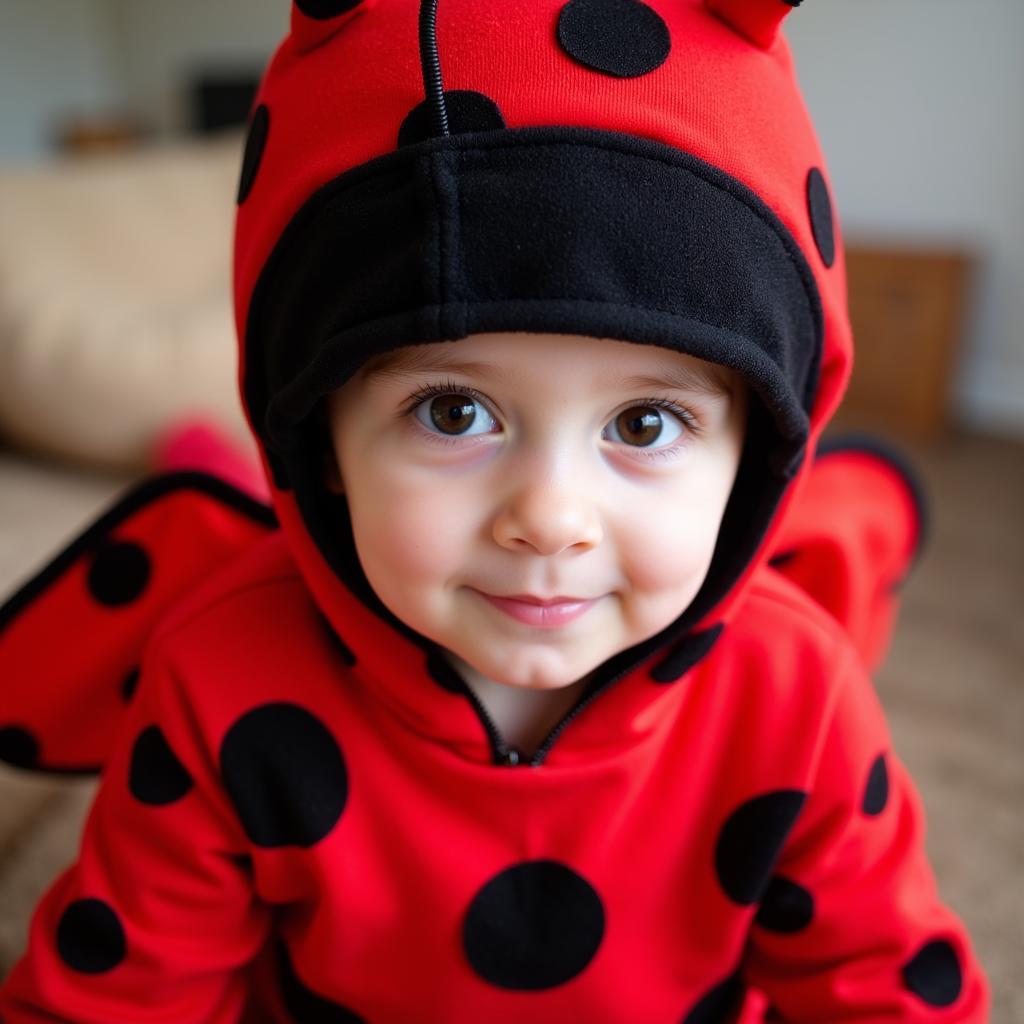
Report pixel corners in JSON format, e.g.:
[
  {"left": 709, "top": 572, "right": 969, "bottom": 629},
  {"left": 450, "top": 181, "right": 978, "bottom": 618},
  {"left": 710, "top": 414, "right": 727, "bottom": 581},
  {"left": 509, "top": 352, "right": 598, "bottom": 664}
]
[
  {"left": 411, "top": 389, "right": 499, "bottom": 437},
  {"left": 603, "top": 403, "right": 688, "bottom": 449}
]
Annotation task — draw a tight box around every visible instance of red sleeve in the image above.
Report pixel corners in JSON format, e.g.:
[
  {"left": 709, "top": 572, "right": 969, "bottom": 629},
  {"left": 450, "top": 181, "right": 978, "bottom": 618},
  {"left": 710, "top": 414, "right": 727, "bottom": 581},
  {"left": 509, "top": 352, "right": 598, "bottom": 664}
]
[
  {"left": 744, "top": 658, "right": 991, "bottom": 1022},
  {"left": 0, "top": 636, "right": 271, "bottom": 1022}
]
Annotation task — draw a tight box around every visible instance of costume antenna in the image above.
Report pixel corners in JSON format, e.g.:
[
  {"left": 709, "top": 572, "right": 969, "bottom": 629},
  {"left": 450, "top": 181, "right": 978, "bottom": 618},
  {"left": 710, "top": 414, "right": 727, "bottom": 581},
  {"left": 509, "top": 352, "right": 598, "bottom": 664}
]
[{"left": 419, "top": 0, "right": 450, "bottom": 138}]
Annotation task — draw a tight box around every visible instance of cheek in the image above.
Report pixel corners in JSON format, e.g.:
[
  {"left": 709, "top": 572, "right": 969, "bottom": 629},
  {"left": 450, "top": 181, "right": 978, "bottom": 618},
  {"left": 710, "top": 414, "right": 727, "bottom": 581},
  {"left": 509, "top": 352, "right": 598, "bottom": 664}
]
[
  {"left": 617, "top": 467, "right": 735, "bottom": 596},
  {"left": 343, "top": 457, "right": 478, "bottom": 593},
  {"left": 619, "top": 507, "right": 721, "bottom": 595}
]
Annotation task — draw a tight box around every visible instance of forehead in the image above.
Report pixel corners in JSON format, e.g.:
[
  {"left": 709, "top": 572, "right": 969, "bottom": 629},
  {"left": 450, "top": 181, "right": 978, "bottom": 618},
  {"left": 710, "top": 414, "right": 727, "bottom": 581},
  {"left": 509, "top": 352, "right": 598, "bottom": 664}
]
[{"left": 358, "top": 332, "right": 737, "bottom": 397}]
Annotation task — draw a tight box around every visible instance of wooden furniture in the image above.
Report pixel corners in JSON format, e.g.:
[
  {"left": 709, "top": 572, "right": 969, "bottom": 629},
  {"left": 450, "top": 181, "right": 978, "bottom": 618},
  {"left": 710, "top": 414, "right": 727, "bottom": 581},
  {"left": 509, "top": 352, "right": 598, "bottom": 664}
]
[{"left": 835, "top": 245, "right": 973, "bottom": 437}]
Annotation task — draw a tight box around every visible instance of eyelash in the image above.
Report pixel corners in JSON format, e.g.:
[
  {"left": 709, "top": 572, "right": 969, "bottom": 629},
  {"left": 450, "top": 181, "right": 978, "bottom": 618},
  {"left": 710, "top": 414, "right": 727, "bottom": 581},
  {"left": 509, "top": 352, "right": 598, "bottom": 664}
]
[{"left": 400, "top": 378, "right": 700, "bottom": 458}]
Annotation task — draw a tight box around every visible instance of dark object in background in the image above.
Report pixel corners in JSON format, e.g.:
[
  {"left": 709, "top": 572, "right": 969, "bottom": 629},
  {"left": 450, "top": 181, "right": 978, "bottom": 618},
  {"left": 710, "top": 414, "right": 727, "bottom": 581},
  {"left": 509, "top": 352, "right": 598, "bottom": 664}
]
[
  {"left": 837, "top": 245, "right": 973, "bottom": 438},
  {"left": 188, "top": 72, "right": 263, "bottom": 134}
]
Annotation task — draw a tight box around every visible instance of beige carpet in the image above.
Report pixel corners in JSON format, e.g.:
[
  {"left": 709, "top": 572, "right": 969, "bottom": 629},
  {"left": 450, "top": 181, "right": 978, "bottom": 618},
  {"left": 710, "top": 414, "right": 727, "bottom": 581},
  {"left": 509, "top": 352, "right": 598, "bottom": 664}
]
[{"left": 0, "top": 436, "right": 1020, "bottom": 1019}]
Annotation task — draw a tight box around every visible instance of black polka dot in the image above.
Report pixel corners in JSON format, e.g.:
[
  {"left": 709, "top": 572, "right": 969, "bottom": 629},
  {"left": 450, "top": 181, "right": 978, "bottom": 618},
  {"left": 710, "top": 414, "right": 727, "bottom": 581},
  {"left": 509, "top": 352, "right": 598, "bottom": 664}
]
[
  {"left": 121, "top": 667, "right": 140, "bottom": 702},
  {"left": 425, "top": 648, "right": 466, "bottom": 694},
  {"left": 862, "top": 753, "right": 889, "bottom": 816},
  {"left": 278, "top": 940, "right": 366, "bottom": 1022},
  {"left": 682, "top": 969, "right": 744, "bottom": 1024},
  {"left": 56, "top": 898, "right": 126, "bottom": 974},
  {"left": 128, "top": 726, "right": 194, "bottom": 806},
  {"left": 220, "top": 703, "right": 348, "bottom": 848},
  {"left": 237, "top": 104, "right": 269, "bottom": 205},
  {"left": 294, "top": 0, "right": 364, "bottom": 20},
  {"left": 902, "top": 939, "right": 963, "bottom": 1008},
  {"left": 754, "top": 875, "right": 814, "bottom": 933},
  {"left": 714, "top": 790, "right": 807, "bottom": 905},
  {"left": 0, "top": 725, "right": 39, "bottom": 768},
  {"left": 650, "top": 625, "right": 724, "bottom": 683},
  {"left": 87, "top": 540, "right": 151, "bottom": 607},
  {"left": 557, "top": 0, "right": 670, "bottom": 79},
  {"left": 806, "top": 167, "right": 835, "bottom": 268},
  {"left": 398, "top": 90, "right": 506, "bottom": 148},
  {"left": 463, "top": 860, "right": 604, "bottom": 990}
]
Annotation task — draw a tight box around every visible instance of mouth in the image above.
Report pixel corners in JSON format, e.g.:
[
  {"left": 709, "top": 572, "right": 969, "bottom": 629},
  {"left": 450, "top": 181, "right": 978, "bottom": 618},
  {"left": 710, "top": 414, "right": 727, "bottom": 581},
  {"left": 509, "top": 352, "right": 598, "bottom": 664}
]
[{"left": 471, "top": 589, "right": 600, "bottom": 628}]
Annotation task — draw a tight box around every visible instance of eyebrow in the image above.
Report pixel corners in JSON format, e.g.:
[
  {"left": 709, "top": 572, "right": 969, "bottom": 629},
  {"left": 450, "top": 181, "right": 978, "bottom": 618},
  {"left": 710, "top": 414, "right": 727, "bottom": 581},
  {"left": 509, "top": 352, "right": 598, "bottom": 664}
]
[
  {"left": 361, "top": 349, "right": 510, "bottom": 384},
  {"left": 361, "top": 348, "right": 735, "bottom": 398},
  {"left": 619, "top": 366, "right": 735, "bottom": 399}
]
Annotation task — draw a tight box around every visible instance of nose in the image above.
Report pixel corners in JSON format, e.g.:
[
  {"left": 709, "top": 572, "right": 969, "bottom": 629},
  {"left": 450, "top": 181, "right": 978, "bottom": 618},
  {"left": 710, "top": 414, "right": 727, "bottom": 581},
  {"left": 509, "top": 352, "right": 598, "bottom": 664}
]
[{"left": 491, "top": 465, "right": 604, "bottom": 556}]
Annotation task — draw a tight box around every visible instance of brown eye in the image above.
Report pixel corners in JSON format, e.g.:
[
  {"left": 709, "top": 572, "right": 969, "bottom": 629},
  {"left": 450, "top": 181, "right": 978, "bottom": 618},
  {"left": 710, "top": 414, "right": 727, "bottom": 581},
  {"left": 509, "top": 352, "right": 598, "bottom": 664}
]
[
  {"left": 615, "top": 406, "right": 664, "bottom": 447},
  {"left": 604, "top": 403, "right": 686, "bottom": 450},
  {"left": 413, "top": 392, "right": 498, "bottom": 437},
  {"left": 430, "top": 395, "right": 477, "bottom": 434}
]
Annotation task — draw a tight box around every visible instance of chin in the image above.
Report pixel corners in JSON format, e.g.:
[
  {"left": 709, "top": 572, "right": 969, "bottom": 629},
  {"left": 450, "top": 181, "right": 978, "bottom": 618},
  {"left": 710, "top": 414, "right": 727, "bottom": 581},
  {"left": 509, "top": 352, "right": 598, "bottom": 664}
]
[{"left": 460, "top": 643, "right": 605, "bottom": 691}]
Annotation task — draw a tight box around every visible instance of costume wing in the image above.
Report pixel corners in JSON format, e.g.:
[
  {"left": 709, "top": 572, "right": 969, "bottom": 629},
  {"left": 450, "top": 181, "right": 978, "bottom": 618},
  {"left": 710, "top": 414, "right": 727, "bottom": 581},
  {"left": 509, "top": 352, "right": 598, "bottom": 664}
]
[
  {"left": 768, "top": 437, "right": 927, "bottom": 673},
  {"left": 0, "top": 472, "right": 276, "bottom": 774}
]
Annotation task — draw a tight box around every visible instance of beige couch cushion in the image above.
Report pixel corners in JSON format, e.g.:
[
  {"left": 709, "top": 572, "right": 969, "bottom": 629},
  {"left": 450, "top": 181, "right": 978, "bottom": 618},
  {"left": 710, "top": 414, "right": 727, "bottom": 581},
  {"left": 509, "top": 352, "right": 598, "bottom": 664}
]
[{"left": 0, "top": 133, "right": 250, "bottom": 470}]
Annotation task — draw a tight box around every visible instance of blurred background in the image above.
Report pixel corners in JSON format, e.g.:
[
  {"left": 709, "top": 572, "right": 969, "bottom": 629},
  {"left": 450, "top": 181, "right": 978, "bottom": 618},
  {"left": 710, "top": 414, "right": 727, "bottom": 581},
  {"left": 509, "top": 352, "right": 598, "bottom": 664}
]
[{"left": 0, "top": 1, "right": 1020, "bottom": 1018}]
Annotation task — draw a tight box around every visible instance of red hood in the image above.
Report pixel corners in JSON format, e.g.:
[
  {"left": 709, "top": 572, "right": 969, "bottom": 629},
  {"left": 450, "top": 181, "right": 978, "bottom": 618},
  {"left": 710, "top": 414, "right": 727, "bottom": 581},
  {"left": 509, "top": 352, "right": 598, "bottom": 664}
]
[{"left": 232, "top": 0, "right": 852, "bottom": 654}]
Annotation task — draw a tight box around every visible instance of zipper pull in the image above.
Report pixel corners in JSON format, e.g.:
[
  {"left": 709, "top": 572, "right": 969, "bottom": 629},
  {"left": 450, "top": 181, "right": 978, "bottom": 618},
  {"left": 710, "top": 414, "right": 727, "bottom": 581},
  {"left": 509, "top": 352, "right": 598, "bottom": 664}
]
[{"left": 501, "top": 747, "right": 523, "bottom": 767}]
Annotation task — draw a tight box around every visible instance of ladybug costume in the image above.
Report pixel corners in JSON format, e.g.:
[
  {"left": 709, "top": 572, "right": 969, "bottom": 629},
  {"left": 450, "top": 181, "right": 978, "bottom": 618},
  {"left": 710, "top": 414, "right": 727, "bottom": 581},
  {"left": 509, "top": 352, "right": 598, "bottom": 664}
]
[{"left": 0, "top": 0, "right": 990, "bottom": 1020}]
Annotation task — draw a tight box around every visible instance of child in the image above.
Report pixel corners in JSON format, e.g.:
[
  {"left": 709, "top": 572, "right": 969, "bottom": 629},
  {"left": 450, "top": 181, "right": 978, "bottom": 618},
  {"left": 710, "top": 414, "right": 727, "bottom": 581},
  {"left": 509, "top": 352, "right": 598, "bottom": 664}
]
[{"left": 0, "top": 0, "right": 991, "bottom": 1020}]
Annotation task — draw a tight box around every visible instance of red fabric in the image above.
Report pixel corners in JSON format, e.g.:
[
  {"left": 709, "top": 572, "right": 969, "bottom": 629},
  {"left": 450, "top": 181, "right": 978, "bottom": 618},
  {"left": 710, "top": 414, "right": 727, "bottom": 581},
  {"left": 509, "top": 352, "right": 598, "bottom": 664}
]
[
  {"left": 705, "top": 0, "right": 791, "bottom": 48},
  {"left": 230, "top": 0, "right": 854, "bottom": 641},
  {"left": 0, "top": 535, "right": 990, "bottom": 1020},
  {"left": 0, "top": 477, "right": 275, "bottom": 773},
  {"left": 769, "top": 446, "right": 925, "bottom": 673},
  {"left": 0, "top": 0, "right": 991, "bottom": 1019}
]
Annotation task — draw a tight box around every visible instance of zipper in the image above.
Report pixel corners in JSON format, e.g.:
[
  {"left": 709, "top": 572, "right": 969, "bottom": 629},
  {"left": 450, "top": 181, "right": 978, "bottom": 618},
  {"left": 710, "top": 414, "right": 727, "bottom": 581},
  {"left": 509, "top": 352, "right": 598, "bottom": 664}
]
[
  {"left": 457, "top": 669, "right": 619, "bottom": 768},
  {"left": 533, "top": 626, "right": 724, "bottom": 762},
  {"left": 448, "top": 626, "right": 723, "bottom": 768},
  {"left": 457, "top": 681, "right": 523, "bottom": 766},
  {"left": 530, "top": 670, "right": 631, "bottom": 766}
]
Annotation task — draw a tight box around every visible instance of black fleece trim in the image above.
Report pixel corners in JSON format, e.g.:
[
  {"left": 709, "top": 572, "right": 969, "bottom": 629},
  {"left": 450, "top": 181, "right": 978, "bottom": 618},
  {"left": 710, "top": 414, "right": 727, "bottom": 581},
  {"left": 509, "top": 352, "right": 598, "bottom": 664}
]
[{"left": 245, "top": 125, "right": 822, "bottom": 462}]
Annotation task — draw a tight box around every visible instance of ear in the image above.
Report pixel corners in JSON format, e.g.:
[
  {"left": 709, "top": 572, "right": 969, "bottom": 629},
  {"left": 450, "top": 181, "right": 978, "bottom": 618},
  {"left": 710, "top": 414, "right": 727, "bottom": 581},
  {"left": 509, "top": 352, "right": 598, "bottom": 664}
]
[
  {"left": 289, "top": 0, "right": 378, "bottom": 56},
  {"left": 704, "top": 0, "right": 799, "bottom": 49}
]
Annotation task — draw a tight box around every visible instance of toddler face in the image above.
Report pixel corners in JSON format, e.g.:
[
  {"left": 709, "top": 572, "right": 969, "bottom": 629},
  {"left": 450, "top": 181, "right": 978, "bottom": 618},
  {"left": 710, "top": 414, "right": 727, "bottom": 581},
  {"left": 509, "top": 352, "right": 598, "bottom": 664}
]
[{"left": 325, "top": 332, "right": 746, "bottom": 691}]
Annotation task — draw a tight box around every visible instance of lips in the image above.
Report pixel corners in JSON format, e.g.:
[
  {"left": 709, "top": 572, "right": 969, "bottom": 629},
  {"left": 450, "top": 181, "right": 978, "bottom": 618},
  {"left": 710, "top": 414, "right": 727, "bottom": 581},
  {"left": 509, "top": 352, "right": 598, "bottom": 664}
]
[{"left": 472, "top": 589, "right": 600, "bottom": 628}]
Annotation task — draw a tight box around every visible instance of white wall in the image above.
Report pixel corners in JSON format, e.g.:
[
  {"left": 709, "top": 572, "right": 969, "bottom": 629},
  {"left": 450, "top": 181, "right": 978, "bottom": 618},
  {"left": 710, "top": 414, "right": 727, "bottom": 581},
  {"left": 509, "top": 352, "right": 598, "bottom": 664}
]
[
  {"left": 786, "top": 2, "right": 1024, "bottom": 434},
  {"left": 102, "top": 0, "right": 287, "bottom": 136},
  {"left": 0, "top": 0, "right": 286, "bottom": 159},
  {"left": 0, "top": 0, "right": 121, "bottom": 161}
]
